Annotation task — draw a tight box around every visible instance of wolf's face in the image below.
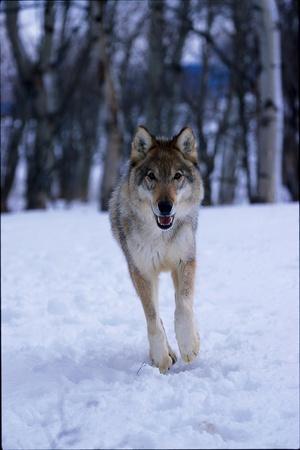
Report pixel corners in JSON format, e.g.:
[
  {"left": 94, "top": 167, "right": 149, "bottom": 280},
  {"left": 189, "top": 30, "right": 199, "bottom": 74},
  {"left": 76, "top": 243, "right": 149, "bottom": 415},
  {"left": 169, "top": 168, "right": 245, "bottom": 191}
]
[{"left": 129, "top": 126, "right": 204, "bottom": 230}]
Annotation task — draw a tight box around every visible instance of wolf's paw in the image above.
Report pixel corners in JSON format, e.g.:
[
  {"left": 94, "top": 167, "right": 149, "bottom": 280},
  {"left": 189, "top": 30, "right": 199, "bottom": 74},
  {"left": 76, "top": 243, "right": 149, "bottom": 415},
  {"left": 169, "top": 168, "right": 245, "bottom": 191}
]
[
  {"left": 179, "top": 332, "right": 200, "bottom": 364},
  {"left": 167, "top": 343, "right": 178, "bottom": 365},
  {"left": 158, "top": 354, "right": 174, "bottom": 374},
  {"left": 150, "top": 347, "right": 177, "bottom": 374}
]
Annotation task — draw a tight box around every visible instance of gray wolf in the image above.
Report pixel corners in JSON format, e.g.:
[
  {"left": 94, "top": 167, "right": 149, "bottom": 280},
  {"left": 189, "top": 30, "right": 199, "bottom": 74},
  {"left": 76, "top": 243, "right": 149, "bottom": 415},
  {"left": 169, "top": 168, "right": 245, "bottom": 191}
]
[{"left": 109, "top": 126, "right": 204, "bottom": 373}]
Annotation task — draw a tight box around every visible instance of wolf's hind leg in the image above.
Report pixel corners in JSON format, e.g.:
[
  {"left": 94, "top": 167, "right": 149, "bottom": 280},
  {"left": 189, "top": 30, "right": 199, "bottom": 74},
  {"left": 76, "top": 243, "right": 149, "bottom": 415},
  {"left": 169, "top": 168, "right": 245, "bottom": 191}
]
[
  {"left": 130, "top": 268, "right": 177, "bottom": 373},
  {"left": 172, "top": 260, "right": 200, "bottom": 363}
]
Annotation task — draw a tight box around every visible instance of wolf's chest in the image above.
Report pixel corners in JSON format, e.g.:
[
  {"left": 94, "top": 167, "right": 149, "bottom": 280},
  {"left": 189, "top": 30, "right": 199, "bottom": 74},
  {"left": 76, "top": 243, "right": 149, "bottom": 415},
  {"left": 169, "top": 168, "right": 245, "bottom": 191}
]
[{"left": 127, "top": 224, "right": 195, "bottom": 274}]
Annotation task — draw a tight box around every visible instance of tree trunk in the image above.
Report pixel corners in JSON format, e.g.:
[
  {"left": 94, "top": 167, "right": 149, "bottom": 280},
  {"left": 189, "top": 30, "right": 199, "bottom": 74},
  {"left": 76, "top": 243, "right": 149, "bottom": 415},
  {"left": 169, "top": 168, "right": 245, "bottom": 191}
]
[
  {"left": 146, "top": 0, "right": 165, "bottom": 135},
  {"left": 214, "top": 91, "right": 235, "bottom": 204},
  {"left": 79, "top": 143, "right": 93, "bottom": 203},
  {"left": 1, "top": 119, "right": 25, "bottom": 212},
  {"left": 256, "top": 0, "right": 283, "bottom": 202},
  {"left": 194, "top": 5, "right": 213, "bottom": 206},
  {"left": 165, "top": 0, "right": 190, "bottom": 134},
  {"left": 95, "top": 0, "right": 123, "bottom": 211},
  {"left": 99, "top": 72, "right": 122, "bottom": 211},
  {"left": 231, "top": 1, "right": 253, "bottom": 203},
  {"left": 238, "top": 90, "right": 253, "bottom": 202},
  {"left": 202, "top": 174, "right": 212, "bottom": 206},
  {"left": 100, "top": 125, "right": 122, "bottom": 211},
  {"left": 26, "top": 118, "right": 53, "bottom": 209},
  {"left": 278, "top": 0, "right": 299, "bottom": 201},
  {"left": 219, "top": 136, "right": 239, "bottom": 205}
]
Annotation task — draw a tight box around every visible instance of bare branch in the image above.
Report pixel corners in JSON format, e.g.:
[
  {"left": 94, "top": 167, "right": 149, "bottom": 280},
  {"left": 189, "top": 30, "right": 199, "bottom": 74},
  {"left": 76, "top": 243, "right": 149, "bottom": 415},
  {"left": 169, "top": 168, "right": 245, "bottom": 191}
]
[
  {"left": 165, "top": 3, "right": 255, "bottom": 89},
  {"left": 191, "top": 26, "right": 255, "bottom": 89},
  {"left": 4, "top": 0, "right": 33, "bottom": 81},
  {"left": 170, "top": 0, "right": 191, "bottom": 64},
  {"left": 118, "top": 12, "right": 147, "bottom": 86},
  {"left": 56, "top": 3, "right": 94, "bottom": 119},
  {"left": 0, "top": 2, "right": 44, "bottom": 15},
  {"left": 0, "top": 1, "right": 88, "bottom": 14}
]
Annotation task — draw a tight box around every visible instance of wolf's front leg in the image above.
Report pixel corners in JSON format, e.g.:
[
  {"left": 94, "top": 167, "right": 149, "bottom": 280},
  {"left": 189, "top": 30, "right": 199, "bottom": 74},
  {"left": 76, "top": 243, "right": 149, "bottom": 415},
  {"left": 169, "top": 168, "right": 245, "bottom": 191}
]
[
  {"left": 130, "top": 267, "right": 177, "bottom": 373},
  {"left": 172, "top": 259, "right": 200, "bottom": 363}
]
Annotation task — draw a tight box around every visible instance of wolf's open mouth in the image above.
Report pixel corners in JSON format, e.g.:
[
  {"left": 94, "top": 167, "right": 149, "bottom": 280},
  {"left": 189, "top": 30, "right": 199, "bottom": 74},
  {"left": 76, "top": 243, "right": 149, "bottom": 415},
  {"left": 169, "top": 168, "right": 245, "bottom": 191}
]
[{"left": 155, "top": 214, "right": 175, "bottom": 230}]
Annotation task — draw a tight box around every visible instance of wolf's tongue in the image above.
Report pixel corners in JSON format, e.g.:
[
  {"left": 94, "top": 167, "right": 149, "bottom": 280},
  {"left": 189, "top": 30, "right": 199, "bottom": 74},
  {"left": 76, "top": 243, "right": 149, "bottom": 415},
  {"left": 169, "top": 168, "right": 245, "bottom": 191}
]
[{"left": 159, "top": 216, "right": 172, "bottom": 225}]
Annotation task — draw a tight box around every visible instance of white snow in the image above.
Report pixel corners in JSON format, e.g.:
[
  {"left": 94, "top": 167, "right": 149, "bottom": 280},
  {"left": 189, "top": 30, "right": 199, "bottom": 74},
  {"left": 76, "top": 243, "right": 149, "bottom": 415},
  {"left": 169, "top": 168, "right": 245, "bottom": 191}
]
[{"left": 2, "top": 203, "right": 299, "bottom": 449}]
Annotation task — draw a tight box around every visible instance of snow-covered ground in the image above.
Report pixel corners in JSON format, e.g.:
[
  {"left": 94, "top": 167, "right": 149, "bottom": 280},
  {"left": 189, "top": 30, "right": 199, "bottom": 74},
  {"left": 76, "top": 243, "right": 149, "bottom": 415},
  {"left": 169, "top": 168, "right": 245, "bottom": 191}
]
[{"left": 2, "top": 203, "right": 299, "bottom": 449}]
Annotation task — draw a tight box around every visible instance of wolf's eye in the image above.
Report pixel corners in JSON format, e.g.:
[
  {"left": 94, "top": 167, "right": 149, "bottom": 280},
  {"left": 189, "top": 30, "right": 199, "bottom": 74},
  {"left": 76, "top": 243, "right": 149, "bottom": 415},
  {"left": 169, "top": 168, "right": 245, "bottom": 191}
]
[
  {"left": 174, "top": 172, "right": 183, "bottom": 180},
  {"left": 147, "top": 171, "right": 156, "bottom": 181}
]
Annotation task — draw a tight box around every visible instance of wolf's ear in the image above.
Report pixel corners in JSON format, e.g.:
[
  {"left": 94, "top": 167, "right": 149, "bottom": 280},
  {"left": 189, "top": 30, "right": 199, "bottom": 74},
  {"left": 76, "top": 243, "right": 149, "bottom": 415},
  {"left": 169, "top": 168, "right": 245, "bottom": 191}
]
[
  {"left": 175, "top": 127, "right": 198, "bottom": 162},
  {"left": 131, "top": 126, "right": 153, "bottom": 162}
]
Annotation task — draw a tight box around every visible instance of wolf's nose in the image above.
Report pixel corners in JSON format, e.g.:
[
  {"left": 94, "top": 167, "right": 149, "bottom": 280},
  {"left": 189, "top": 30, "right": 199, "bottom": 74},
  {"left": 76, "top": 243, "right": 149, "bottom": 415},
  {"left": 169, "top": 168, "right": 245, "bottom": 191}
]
[{"left": 158, "top": 201, "right": 173, "bottom": 216}]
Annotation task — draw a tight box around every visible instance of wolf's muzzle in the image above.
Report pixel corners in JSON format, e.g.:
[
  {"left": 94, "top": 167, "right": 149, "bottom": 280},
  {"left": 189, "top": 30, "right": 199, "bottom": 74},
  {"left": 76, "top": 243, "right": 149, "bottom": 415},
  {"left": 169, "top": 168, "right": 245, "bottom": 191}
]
[{"left": 154, "top": 200, "right": 174, "bottom": 230}]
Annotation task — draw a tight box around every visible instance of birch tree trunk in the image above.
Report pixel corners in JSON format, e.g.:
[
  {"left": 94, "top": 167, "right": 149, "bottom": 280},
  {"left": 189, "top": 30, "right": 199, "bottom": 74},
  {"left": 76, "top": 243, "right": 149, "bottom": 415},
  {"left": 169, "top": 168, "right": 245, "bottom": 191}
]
[{"left": 256, "top": 0, "right": 283, "bottom": 202}]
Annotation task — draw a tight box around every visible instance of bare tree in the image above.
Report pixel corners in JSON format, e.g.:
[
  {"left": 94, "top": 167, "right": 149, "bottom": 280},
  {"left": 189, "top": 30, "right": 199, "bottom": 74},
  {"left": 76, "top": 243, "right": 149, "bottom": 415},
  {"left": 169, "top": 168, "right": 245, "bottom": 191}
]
[
  {"left": 184, "top": 2, "right": 223, "bottom": 205},
  {"left": 218, "top": 0, "right": 258, "bottom": 204},
  {"left": 4, "top": 0, "right": 98, "bottom": 209},
  {"left": 164, "top": 0, "right": 191, "bottom": 134},
  {"left": 94, "top": 0, "right": 123, "bottom": 212},
  {"left": 5, "top": 0, "right": 57, "bottom": 208},
  {"left": 118, "top": 8, "right": 147, "bottom": 155}
]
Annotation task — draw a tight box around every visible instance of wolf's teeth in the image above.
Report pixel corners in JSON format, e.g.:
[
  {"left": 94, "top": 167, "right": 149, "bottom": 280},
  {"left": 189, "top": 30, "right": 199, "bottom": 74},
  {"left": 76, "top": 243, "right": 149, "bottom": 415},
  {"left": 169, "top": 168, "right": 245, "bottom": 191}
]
[{"left": 158, "top": 216, "right": 172, "bottom": 225}]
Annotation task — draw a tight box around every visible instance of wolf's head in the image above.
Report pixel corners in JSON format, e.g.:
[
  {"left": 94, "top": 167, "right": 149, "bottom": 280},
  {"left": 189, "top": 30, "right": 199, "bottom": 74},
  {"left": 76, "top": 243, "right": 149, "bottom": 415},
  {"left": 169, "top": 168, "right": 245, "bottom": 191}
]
[{"left": 128, "top": 126, "right": 204, "bottom": 231}]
